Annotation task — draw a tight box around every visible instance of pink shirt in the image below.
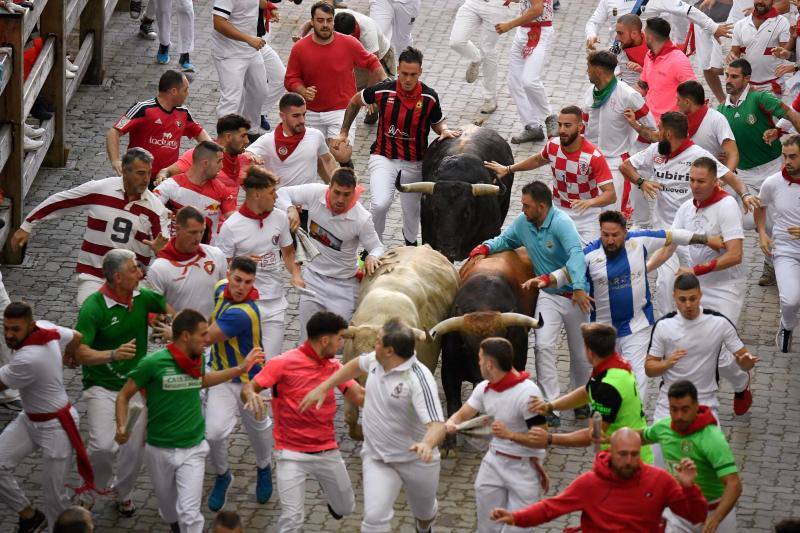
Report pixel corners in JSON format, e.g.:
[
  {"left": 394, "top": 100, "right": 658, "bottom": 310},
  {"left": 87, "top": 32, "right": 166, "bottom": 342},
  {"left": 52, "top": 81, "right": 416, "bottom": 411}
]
[
  {"left": 253, "top": 344, "right": 356, "bottom": 453},
  {"left": 640, "top": 41, "right": 696, "bottom": 123}
]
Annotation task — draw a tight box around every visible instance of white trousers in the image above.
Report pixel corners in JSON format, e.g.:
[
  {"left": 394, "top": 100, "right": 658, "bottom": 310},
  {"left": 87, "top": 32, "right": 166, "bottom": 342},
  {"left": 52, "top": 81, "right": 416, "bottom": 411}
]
[
  {"left": 368, "top": 154, "right": 423, "bottom": 242},
  {"left": 449, "top": 0, "right": 507, "bottom": 99},
  {"left": 508, "top": 28, "right": 553, "bottom": 128},
  {"left": 83, "top": 386, "right": 146, "bottom": 501},
  {"left": 144, "top": 0, "right": 155, "bottom": 19},
  {"left": 693, "top": 27, "right": 724, "bottom": 71},
  {"left": 298, "top": 269, "right": 359, "bottom": 342},
  {"left": 361, "top": 453, "right": 440, "bottom": 533},
  {"left": 629, "top": 185, "right": 654, "bottom": 228},
  {"left": 562, "top": 206, "right": 601, "bottom": 246},
  {"left": 665, "top": 506, "right": 736, "bottom": 533},
  {"left": 475, "top": 451, "right": 541, "bottom": 533},
  {"left": 533, "top": 292, "right": 592, "bottom": 403},
  {"left": 154, "top": 0, "right": 194, "bottom": 53},
  {"left": 775, "top": 254, "right": 800, "bottom": 330},
  {"left": 0, "top": 275, "right": 19, "bottom": 402},
  {"left": 736, "top": 156, "right": 782, "bottom": 231},
  {"left": 213, "top": 52, "right": 268, "bottom": 134},
  {"left": 701, "top": 287, "right": 750, "bottom": 394},
  {"left": 76, "top": 275, "right": 103, "bottom": 307},
  {"left": 260, "top": 44, "right": 286, "bottom": 118},
  {"left": 604, "top": 159, "right": 626, "bottom": 213},
  {"left": 275, "top": 449, "right": 356, "bottom": 532},
  {"left": 0, "top": 410, "right": 77, "bottom": 531},
  {"left": 205, "top": 381, "right": 273, "bottom": 475},
  {"left": 369, "top": 0, "right": 421, "bottom": 54},
  {"left": 616, "top": 327, "right": 651, "bottom": 405},
  {"left": 257, "top": 296, "right": 288, "bottom": 358},
  {"left": 655, "top": 247, "right": 690, "bottom": 318},
  {"left": 145, "top": 441, "right": 209, "bottom": 533},
  {"left": 305, "top": 109, "right": 355, "bottom": 144}
]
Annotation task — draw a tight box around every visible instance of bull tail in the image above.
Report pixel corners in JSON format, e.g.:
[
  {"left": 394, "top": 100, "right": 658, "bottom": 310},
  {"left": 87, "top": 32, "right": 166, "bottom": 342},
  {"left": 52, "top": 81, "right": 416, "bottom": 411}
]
[{"left": 394, "top": 171, "right": 403, "bottom": 192}]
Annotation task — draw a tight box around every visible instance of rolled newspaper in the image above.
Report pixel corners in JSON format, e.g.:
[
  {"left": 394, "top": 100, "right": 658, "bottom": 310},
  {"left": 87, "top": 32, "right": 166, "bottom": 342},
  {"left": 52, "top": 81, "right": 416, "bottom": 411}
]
[
  {"left": 125, "top": 403, "right": 143, "bottom": 436},
  {"left": 455, "top": 414, "right": 494, "bottom": 438}
]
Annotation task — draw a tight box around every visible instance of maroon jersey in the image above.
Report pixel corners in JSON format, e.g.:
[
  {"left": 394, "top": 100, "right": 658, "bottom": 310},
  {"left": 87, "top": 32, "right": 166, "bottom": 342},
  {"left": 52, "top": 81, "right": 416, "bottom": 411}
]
[
  {"left": 362, "top": 79, "right": 444, "bottom": 162},
  {"left": 114, "top": 98, "right": 204, "bottom": 177}
]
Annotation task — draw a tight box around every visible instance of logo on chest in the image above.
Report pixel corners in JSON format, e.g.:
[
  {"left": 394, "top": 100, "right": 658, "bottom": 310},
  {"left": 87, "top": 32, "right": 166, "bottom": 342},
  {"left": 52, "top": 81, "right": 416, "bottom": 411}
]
[
  {"left": 391, "top": 382, "right": 406, "bottom": 398},
  {"left": 278, "top": 145, "right": 288, "bottom": 157}
]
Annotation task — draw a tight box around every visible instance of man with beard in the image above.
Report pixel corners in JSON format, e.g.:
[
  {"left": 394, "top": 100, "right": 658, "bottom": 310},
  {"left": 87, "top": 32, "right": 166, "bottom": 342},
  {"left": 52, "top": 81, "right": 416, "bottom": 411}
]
[
  {"left": 535, "top": 210, "right": 723, "bottom": 402},
  {"left": 486, "top": 106, "right": 616, "bottom": 245},
  {"left": 613, "top": 14, "right": 648, "bottom": 87},
  {"left": 284, "top": 2, "right": 386, "bottom": 165},
  {"left": 490, "top": 428, "right": 707, "bottom": 530}
]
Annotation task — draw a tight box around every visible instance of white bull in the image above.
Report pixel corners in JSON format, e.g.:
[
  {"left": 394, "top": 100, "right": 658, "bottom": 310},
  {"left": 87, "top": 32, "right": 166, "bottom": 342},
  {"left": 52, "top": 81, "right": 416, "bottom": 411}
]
[{"left": 342, "top": 244, "right": 459, "bottom": 439}]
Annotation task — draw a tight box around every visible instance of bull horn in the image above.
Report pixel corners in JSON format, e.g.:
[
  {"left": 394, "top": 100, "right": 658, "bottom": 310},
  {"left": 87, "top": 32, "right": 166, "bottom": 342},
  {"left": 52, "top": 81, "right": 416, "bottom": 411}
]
[
  {"left": 341, "top": 326, "right": 367, "bottom": 339},
  {"left": 471, "top": 183, "right": 501, "bottom": 197},
  {"left": 395, "top": 171, "right": 436, "bottom": 194},
  {"left": 429, "top": 316, "right": 466, "bottom": 339},
  {"left": 498, "top": 312, "right": 544, "bottom": 330},
  {"left": 411, "top": 327, "right": 432, "bottom": 343}
]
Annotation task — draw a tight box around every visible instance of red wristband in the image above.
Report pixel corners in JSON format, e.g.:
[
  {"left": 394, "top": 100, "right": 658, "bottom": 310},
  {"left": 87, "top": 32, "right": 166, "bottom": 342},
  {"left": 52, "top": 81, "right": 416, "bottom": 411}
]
[
  {"left": 535, "top": 274, "right": 551, "bottom": 285},
  {"left": 692, "top": 259, "right": 717, "bottom": 276},
  {"left": 469, "top": 244, "right": 490, "bottom": 258}
]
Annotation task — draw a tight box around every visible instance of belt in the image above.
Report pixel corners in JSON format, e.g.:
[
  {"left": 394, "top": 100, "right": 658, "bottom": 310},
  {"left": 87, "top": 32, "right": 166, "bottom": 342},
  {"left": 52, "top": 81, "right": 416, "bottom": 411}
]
[
  {"left": 304, "top": 447, "right": 338, "bottom": 455},
  {"left": 750, "top": 78, "right": 782, "bottom": 95},
  {"left": 492, "top": 450, "right": 549, "bottom": 492},
  {"left": 707, "top": 499, "right": 721, "bottom": 511}
]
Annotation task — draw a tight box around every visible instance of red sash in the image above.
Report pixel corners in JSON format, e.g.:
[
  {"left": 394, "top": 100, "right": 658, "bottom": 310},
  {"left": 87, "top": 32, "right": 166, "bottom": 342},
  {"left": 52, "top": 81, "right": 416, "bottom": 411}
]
[{"left": 520, "top": 21, "right": 553, "bottom": 57}]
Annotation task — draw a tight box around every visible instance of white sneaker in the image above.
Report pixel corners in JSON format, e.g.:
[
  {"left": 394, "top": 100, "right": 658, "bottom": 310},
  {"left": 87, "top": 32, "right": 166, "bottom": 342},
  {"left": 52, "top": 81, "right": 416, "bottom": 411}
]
[
  {"left": 65, "top": 57, "right": 79, "bottom": 72},
  {"left": 2, "top": 2, "right": 27, "bottom": 13},
  {"left": 24, "top": 123, "right": 45, "bottom": 138},
  {"left": 479, "top": 98, "right": 497, "bottom": 114},
  {"left": 66, "top": 69, "right": 75, "bottom": 79},
  {"left": 466, "top": 61, "right": 480, "bottom": 84},
  {"left": 24, "top": 136, "right": 44, "bottom": 152}
]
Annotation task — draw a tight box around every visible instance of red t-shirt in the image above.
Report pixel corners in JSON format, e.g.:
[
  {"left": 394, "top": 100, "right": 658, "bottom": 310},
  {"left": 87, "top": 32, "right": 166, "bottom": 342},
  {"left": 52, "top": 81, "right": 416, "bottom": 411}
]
[
  {"left": 284, "top": 33, "right": 381, "bottom": 112},
  {"left": 114, "top": 99, "right": 204, "bottom": 177},
  {"left": 174, "top": 147, "right": 249, "bottom": 197},
  {"left": 153, "top": 172, "right": 236, "bottom": 242},
  {"left": 253, "top": 344, "right": 356, "bottom": 453}
]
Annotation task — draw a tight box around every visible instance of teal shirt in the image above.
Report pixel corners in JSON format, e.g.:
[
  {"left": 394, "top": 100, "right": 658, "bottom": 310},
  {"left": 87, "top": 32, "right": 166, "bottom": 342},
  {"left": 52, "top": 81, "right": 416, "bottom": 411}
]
[{"left": 484, "top": 207, "right": 587, "bottom": 293}]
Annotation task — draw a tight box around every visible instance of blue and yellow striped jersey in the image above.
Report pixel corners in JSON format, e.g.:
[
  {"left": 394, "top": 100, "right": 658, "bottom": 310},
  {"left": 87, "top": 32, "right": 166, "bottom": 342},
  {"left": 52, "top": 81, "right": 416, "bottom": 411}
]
[{"left": 210, "top": 280, "right": 262, "bottom": 383}]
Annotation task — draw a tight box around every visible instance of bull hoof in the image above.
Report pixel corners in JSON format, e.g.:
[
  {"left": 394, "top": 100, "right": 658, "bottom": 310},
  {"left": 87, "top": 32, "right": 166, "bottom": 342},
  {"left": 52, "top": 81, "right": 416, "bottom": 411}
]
[
  {"left": 348, "top": 424, "right": 364, "bottom": 441},
  {"left": 441, "top": 434, "right": 458, "bottom": 459}
]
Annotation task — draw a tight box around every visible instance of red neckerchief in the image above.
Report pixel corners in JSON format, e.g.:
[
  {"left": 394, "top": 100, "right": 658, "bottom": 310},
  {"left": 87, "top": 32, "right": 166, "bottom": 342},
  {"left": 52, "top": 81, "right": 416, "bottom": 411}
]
[
  {"left": 325, "top": 185, "right": 365, "bottom": 214},
  {"left": 239, "top": 203, "right": 271, "bottom": 227},
  {"left": 666, "top": 138, "right": 695, "bottom": 162},
  {"left": 693, "top": 185, "right": 729, "bottom": 208},
  {"left": 264, "top": 1, "right": 277, "bottom": 33},
  {"left": 396, "top": 80, "right": 423, "bottom": 111},
  {"left": 485, "top": 370, "right": 530, "bottom": 393},
  {"left": 100, "top": 283, "right": 134, "bottom": 311},
  {"left": 353, "top": 21, "right": 361, "bottom": 41},
  {"left": 793, "top": 92, "right": 800, "bottom": 113},
  {"left": 782, "top": 167, "right": 800, "bottom": 184},
  {"left": 166, "top": 342, "right": 202, "bottom": 379},
  {"left": 591, "top": 352, "right": 632, "bottom": 378},
  {"left": 297, "top": 341, "right": 326, "bottom": 365},
  {"left": 623, "top": 42, "right": 648, "bottom": 67},
  {"left": 686, "top": 104, "right": 709, "bottom": 138},
  {"left": 274, "top": 123, "right": 305, "bottom": 162},
  {"left": 158, "top": 237, "right": 206, "bottom": 262},
  {"left": 222, "top": 282, "right": 260, "bottom": 303},
  {"left": 671, "top": 405, "right": 717, "bottom": 435},
  {"left": 18, "top": 326, "right": 60, "bottom": 348},
  {"left": 753, "top": 6, "right": 779, "bottom": 21},
  {"left": 648, "top": 39, "right": 679, "bottom": 61},
  {"left": 221, "top": 151, "right": 243, "bottom": 186}
]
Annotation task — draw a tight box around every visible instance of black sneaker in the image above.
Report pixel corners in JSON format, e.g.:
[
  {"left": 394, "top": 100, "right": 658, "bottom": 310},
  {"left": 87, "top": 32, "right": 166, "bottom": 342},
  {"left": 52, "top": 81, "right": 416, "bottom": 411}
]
[
  {"left": 574, "top": 406, "right": 590, "bottom": 420},
  {"left": 138, "top": 19, "right": 157, "bottom": 40},
  {"left": 116, "top": 499, "right": 136, "bottom": 517},
  {"left": 553, "top": 0, "right": 560, "bottom": 10},
  {"left": 261, "top": 115, "right": 271, "bottom": 131},
  {"left": 776, "top": 328, "right": 793, "bottom": 353},
  {"left": 170, "top": 522, "right": 180, "bottom": 533},
  {"left": 545, "top": 413, "right": 561, "bottom": 428},
  {"left": 327, "top": 503, "right": 343, "bottom": 520},
  {"left": 404, "top": 239, "right": 418, "bottom": 247},
  {"left": 363, "top": 110, "right": 378, "bottom": 124},
  {"left": 129, "top": 0, "right": 142, "bottom": 18},
  {"left": 19, "top": 509, "right": 46, "bottom": 533},
  {"left": 0, "top": 399, "right": 23, "bottom": 411},
  {"left": 247, "top": 132, "right": 262, "bottom": 144}
]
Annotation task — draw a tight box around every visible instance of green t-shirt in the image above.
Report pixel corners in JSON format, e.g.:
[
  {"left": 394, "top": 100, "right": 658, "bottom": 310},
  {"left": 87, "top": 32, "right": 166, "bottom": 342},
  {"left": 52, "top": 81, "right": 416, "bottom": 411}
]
[
  {"left": 718, "top": 89, "right": 786, "bottom": 170},
  {"left": 75, "top": 288, "right": 166, "bottom": 391},
  {"left": 128, "top": 348, "right": 205, "bottom": 449},
  {"left": 643, "top": 417, "right": 737, "bottom": 501},
  {"left": 586, "top": 367, "right": 653, "bottom": 463}
]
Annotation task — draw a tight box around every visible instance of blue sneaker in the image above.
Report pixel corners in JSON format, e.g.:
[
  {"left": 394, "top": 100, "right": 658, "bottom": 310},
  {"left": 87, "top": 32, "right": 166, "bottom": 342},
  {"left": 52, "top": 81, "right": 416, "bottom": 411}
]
[
  {"left": 260, "top": 115, "right": 271, "bottom": 131},
  {"left": 256, "top": 465, "right": 273, "bottom": 504},
  {"left": 179, "top": 53, "right": 195, "bottom": 72},
  {"left": 207, "top": 470, "right": 233, "bottom": 512},
  {"left": 156, "top": 44, "right": 169, "bottom": 65}
]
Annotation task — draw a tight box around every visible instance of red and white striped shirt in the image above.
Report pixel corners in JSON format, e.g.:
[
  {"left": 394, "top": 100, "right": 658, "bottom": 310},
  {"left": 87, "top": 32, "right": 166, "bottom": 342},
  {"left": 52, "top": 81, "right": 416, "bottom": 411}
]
[
  {"left": 540, "top": 137, "right": 613, "bottom": 209},
  {"left": 153, "top": 173, "right": 236, "bottom": 243},
  {"left": 20, "top": 177, "right": 169, "bottom": 280}
]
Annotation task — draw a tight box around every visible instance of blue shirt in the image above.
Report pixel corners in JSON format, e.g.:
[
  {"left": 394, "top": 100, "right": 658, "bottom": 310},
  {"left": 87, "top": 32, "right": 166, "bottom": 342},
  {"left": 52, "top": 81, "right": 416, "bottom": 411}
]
[
  {"left": 484, "top": 206, "right": 587, "bottom": 294},
  {"left": 210, "top": 280, "right": 262, "bottom": 383}
]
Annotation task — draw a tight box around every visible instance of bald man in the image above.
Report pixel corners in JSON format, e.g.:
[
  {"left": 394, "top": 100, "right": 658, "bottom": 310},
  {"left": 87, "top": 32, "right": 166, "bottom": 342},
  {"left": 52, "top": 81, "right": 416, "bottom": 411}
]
[
  {"left": 54, "top": 506, "right": 94, "bottom": 533},
  {"left": 491, "top": 429, "right": 708, "bottom": 530}
]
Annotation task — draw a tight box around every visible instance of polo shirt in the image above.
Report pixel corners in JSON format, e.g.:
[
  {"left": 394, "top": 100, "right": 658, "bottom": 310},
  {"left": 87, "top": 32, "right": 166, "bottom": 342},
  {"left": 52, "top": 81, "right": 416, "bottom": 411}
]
[
  {"left": 718, "top": 86, "right": 786, "bottom": 170},
  {"left": 731, "top": 14, "right": 790, "bottom": 84},
  {"left": 75, "top": 287, "right": 167, "bottom": 391},
  {"left": 209, "top": 280, "right": 262, "bottom": 383},
  {"left": 759, "top": 171, "right": 800, "bottom": 257},
  {"left": 640, "top": 42, "right": 696, "bottom": 123},
  {"left": 359, "top": 351, "right": 444, "bottom": 463}
]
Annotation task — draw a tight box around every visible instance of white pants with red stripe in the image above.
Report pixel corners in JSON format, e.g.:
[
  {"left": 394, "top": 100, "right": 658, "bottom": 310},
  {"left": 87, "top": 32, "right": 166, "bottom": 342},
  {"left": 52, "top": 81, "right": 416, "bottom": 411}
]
[
  {"left": 369, "top": 0, "right": 420, "bottom": 54},
  {"left": 474, "top": 450, "right": 542, "bottom": 533},
  {"left": 154, "top": 0, "right": 194, "bottom": 54},
  {"left": 508, "top": 27, "right": 553, "bottom": 129},
  {"left": 275, "top": 449, "right": 356, "bottom": 532},
  {"left": 368, "top": 154, "right": 423, "bottom": 243},
  {"left": 145, "top": 440, "right": 208, "bottom": 533},
  {"left": 0, "top": 410, "right": 77, "bottom": 530},
  {"left": 213, "top": 51, "right": 268, "bottom": 134},
  {"left": 298, "top": 269, "right": 360, "bottom": 342}
]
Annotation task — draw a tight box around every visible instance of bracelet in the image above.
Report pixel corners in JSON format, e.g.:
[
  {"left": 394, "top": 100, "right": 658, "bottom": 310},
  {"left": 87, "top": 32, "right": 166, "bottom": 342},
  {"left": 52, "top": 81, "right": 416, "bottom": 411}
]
[
  {"left": 740, "top": 192, "right": 753, "bottom": 199},
  {"left": 547, "top": 433, "right": 553, "bottom": 446},
  {"left": 109, "top": 350, "right": 116, "bottom": 363},
  {"left": 546, "top": 401, "right": 553, "bottom": 414},
  {"left": 506, "top": 165, "right": 513, "bottom": 175}
]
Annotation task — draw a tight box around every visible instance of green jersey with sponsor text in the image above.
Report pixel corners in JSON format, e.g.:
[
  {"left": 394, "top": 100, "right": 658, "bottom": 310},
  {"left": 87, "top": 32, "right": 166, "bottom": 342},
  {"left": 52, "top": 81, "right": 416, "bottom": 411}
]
[
  {"left": 718, "top": 89, "right": 786, "bottom": 170},
  {"left": 128, "top": 348, "right": 205, "bottom": 449}
]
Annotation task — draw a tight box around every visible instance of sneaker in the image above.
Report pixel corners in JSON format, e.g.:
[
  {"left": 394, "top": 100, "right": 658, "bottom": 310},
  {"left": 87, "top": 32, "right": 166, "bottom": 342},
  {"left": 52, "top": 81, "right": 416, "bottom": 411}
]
[
  {"left": 129, "top": 0, "right": 142, "bottom": 18},
  {"left": 25, "top": 123, "right": 45, "bottom": 138},
  {"left": 18, "top": 509, "right": 46, "bottom": 533},
  {"left": 758, "top": 260, "right": 776, "bottom": 286},
  {"left": 404, "top": 239, "right": 418, "bottom": 247},
  {"left": 479, "top": 98, "right": 497, "bottom": 114},
  {"left": 139, "top": 19, "right": 157, "bottom": 40},
  {"left": 116, "top": 499, "right": 136, "bottom": 517},
  {"left": 0, "top": 399, "right": 23, "bottom": 411},
  {"left": 208, "top": 470, "right": 233, "bottom": 511},
  {"left": 553, "top": 0, "right": 560, "bottom": 10},
  {"left": 65, "top": 57, "right": 79, "bottom": 72},
  {"left": 776, "top": 327, "right": 793, "bottom": 353},
  {"left": 733, "top": 379, "right": 752, "bottom": 416},
  {"left": 574, "top": 406, "right": 590, "bottom": 420},
  {"left": 2, "top": 2, "right": 27, "bottom": 13},
  {"left": 156, "top": 44, "right": 169, "bottom": 65},
  {"left": 179, "top": 53, "right": 194, "bottom": 72},
  {"left": 328, "top": 503, "right": 343, "bottom": 520},
  {"left": 545, "top": 413, "right": 561, "bottom": 428},
  {"left": 363, "top": 110, "right": 378, "bottom": 124},
  {"left": 511, "top": 125, "right": 545, "bottom": 144},
  {"left": 260, "top": 115, "right": 271, "bottom": 131},
  {"left": 544, "top": 113, "right": 559, "bottom": 138},
  {"left": 170, "top": 522, "right": 180, "bottom": 533},
  {"left": 24, "top": 136, "right": 44, "bottom": 152},
  {"left": 256, "top": 465, "right": 273, "bottom": 504},
  {"left": 66, "top": 68, "right": 75, "bottom": 79},
  {"left": 247, "top": 132, "right": 261, "bottom": 144},
  {"left": 465, "top": 60, "right": 481, "bottom": 84}
]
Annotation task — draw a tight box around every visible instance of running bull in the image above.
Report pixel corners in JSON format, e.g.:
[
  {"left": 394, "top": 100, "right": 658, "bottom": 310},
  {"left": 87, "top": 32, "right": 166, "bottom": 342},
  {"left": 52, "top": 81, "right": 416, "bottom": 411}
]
[
  {"left": 342, "top": 245, "right": 460, "bottom": 440},
  {"left": 395, "top": 125, "right": 514, "bottom": 262}
]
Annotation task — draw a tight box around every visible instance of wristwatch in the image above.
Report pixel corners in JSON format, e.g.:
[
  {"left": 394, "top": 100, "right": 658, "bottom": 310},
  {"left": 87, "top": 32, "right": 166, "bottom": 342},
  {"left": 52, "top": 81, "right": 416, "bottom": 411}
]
[{"left": 636, "top": 177, "right": 645, "bottom": 188}]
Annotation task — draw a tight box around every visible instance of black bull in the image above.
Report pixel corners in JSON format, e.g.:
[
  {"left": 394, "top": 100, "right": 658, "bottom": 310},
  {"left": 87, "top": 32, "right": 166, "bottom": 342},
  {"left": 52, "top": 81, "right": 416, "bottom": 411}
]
[{"left": 394, "top": 126, "right": 514, "bottom": 262}]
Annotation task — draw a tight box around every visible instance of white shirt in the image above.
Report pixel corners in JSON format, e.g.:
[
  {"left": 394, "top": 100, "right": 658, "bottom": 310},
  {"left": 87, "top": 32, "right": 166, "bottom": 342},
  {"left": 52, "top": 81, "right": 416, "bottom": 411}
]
[
  {"left": 586, "top": 0, "right": 639, "bottom": 42},
  {"left": 212, "top": 0, "right": 261, "bottom": 58},
  {"left": 359, "top": 352, "right": 445, "bottom": 463},
  {"left": 583, "top": 80, "right": 655, "bottom": 160},
  {"left": 671, "top": 194, "right": 745, "bottom": 287},
  {"left": 247, "top": 128, "right": 329, "bottom": 189},
  {"left": 732, "top": 14, "right": 791, "bottom": 84},
  {"left": 649, "top": 308, "right": 744, "bottom": 396},
  {"left": 466, "top": 378, "right": 547, "bottom": 459},
  {"left": 628, "top": 142, "right": 730, "bottom": 227},
  {"left": 339, "top": 8, "right": 391, "bottom": 58},
  {"left": 145, "top": 244, "right": 229, "bottom": 318},
  {"left": 616, "top": 47, "right": 644, "bottom": 86},
  {"left": 215, "top": 210, "right": 293, "bottom": 300},
  {"left": 276, "top": 184, "right": 385, "bottom": 279},
  {"left": 759, "top": 171, "right": 800, "bottom": 257},
  {"left": 0, "top": 321, "right": 72, "bottom": 414},
  {"left": 641, "top": 0, "right": 719, "bottom": 36},
  {"left": 691, "top": 108, "right": 735, "bottom": 158}
]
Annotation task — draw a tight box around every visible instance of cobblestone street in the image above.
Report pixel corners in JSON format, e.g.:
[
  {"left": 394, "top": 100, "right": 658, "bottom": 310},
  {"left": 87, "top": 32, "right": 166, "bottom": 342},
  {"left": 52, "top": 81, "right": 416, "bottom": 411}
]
[{"left": 1, "top": 0, "right": 799, "bottom": 530}]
